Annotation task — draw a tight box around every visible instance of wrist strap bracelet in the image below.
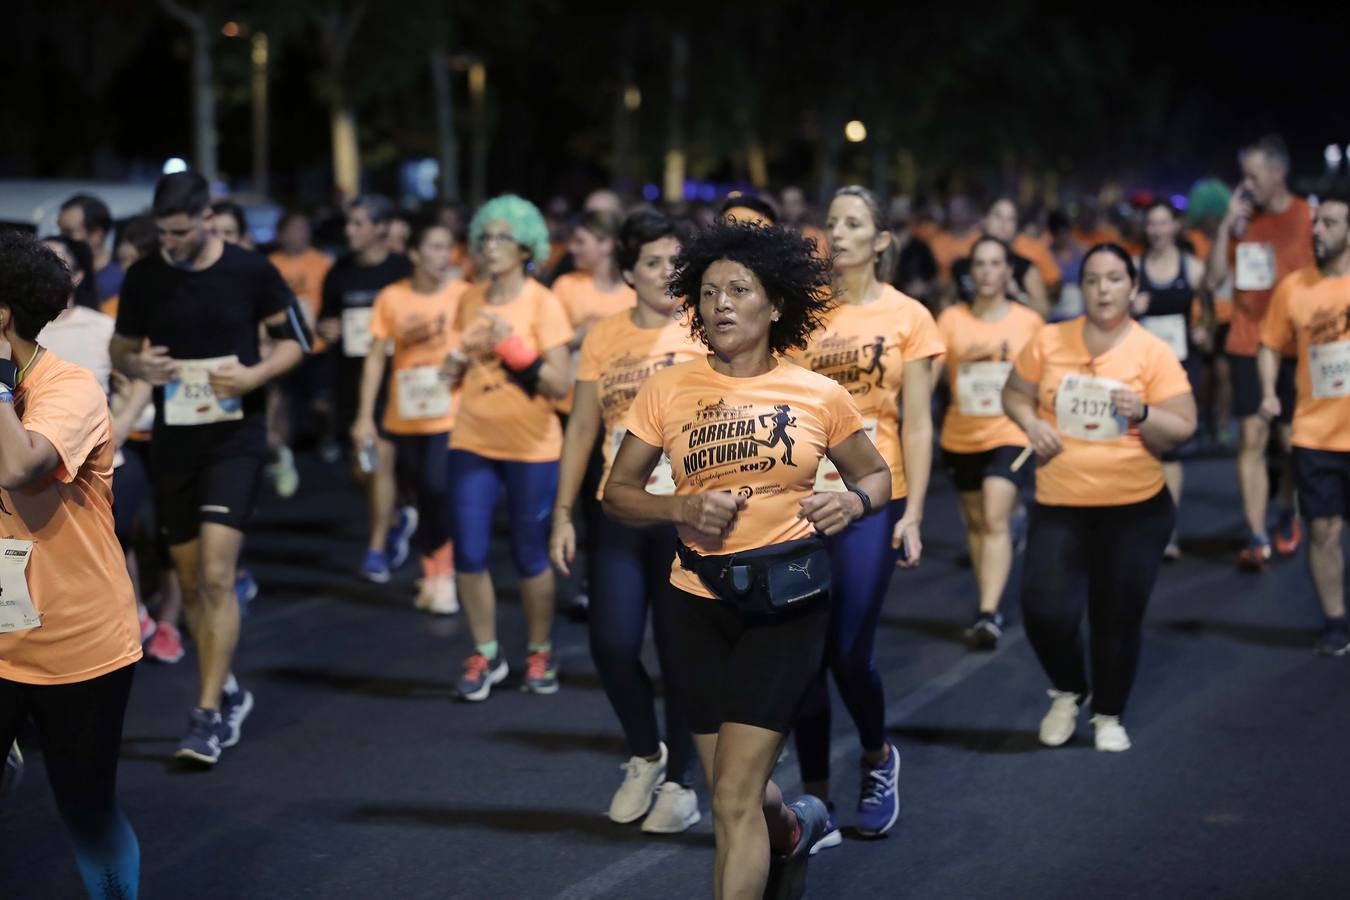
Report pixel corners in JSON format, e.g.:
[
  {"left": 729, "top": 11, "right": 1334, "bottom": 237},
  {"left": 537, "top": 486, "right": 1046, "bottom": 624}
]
[
  {"left": 844, "top": 482, "right": 873, "bottom": 516},
  {"left": 1137, "top": 404, "right": 1150, "bottom": 424}
]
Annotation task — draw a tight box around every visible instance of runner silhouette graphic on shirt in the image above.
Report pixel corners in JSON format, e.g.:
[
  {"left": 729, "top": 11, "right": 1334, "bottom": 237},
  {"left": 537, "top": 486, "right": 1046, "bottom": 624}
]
[
  {"left": 857, "top": 335, "right": 887, "bottom": 384},
  {"left": 757, "top": 404, "right": 797, "bottom": 466}
]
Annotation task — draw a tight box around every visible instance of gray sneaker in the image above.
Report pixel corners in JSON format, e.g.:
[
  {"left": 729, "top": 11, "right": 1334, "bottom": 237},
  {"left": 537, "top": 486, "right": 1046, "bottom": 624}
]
[
  {"left": 2, "top": 742, "right": 22, "bottom": 799},
  {"left": 765, "top": 796, "right": 829, "bottom": 899}
]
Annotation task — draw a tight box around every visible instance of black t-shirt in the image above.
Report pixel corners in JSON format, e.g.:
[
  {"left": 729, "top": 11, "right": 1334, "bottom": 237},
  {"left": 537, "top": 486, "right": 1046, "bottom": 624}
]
[
  {"left": 895, "top": 237, "right": 937, "bottom": 290},
  {"left": 116, "top": 243, "right": 292, "bottom": 420},
  {"left": 951, "top": 252, "right": 1034, "bottom": 302},
  {"left": 319, "top": 252, "right": 413, "bottom": 370}
]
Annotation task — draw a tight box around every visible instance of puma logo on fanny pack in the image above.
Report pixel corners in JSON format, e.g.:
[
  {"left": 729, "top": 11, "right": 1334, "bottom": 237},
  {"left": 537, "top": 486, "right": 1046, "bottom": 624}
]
[{"left": 788, "top": 559, "right": 812, "bottom": 577}]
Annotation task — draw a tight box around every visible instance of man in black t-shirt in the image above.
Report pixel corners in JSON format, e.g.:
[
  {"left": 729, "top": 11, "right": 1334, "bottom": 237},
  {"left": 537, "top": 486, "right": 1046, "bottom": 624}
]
[
  {"left": 316, "top": 196, "right": 415, "bottom": 585},
  {"left": 111, "top": 172, "right": 306, "bottom": 767}
]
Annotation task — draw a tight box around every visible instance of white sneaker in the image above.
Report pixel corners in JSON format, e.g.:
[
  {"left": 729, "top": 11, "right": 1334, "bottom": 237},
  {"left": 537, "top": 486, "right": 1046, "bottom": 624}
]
[
  {"left": 268, "top": 446, "right": 300, "bottom": 499},
  {"left": 1091, "top": 715, "right": 1131, "bottom": 752},
  {"left": 1038, "top": 690, "right": 1082, "bottom": 747},
  {"left": 641, "top": 781, "right": 701, "bottom": 834},
  {"left": 609, "top": 743, "right": 667, "bottom": 823},
  {"left": 427, "top": 575, "right": 459, "bottom": 615},
  {"left": 414, "top": 578, "right": 434, "bottom": 611}
]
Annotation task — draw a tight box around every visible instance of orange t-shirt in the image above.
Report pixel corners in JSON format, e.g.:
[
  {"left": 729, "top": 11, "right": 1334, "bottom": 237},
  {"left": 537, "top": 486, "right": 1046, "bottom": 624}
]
[
  {"left": 1072, "top": 224, "right": 1123, "bottom": 247},
  {"left": 1260, "top": 266, "right": 1350, "bottom": 452},
  {"left": 576, "top": 311, "right": 706, "bottom": 497},
  {"left": 450, "top": 279, "right": 574, "bottom": 462},
  {"left": 449, "top": 243, "right": 477, "bottom": 283},
  {"left": 791, "top": 285, "right": 944, "bottom": 499},
  {"left": 1013, "top": 318, "right": 1192, "bottom": 507},
  {"left": 1012, "top": 234, "right": 1063, "bottom": 288},
  {"left": 929, "top": 230, "right": 980, "bottom": 278},
  {"left": 100, "top": 296, "right": 119, "bottom": 319},
  {"left": 1226, "top": 196, "right": 1314, "bottom": 356},
  {"left": 0, "top": 352, "right": 141, "bottom": 685},
  {"left": 937, "top": 302, "right": 1044, "bottom": 453},
  {"left": 625, "top": 357, "right": 863, "bottom": 599},
  {"left": 269, "top": 248, "right": 332, "bottom": 320},
  {"left": 1186, "top": 228, "right": 1212, "bottom": 263},
  {"left": 368, "top": 277, "right": 469, "bottom": 435},
  {"left": 553, "top": 272, "right": 637, "bottom": 330},
  {"left": 799, "top": 224, "right": 829, "bottom": 259}
]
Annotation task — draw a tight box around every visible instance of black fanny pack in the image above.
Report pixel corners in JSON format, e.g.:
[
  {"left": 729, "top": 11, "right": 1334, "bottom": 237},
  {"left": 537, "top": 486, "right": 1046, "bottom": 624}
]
[{"left": 676, "top": 537, "right": 831, "bottom": 615}]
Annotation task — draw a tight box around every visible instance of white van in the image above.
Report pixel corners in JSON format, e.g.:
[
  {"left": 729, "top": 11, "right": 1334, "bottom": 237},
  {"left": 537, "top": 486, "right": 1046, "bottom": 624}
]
[{"left": 0, "top": 179, "right": 155, "bottom": 239}]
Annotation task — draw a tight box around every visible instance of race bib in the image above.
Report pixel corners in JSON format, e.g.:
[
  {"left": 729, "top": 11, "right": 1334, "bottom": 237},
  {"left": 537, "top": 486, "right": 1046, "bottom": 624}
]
[
  {"left": 1142, "top": 314, "right": 1188, "bottom": 361},
  {"left": 0, "top": 540, "right": 39, "bottom": 634},
  {"left": 395, "top": 366, "right": 451, "bottom": 420},
  {"left": 1309, "top": 340, "right": 1350, "bottom": 399},
  {"left": 956, "top": 361, "right": 1013, "bottom": 417},
  {"left": 1055, "top": 374, "right": 1128, "bottom": 441},
  {"left": 342, "top": 306, "right": 375, "bottom": 358},
  {"left": 1235, "top": 242, "right": 1276, "bottom": 292},
  {"left": 163, "top": 356, "right": 244, "bottom": 426},
  {"left": 814, "top": 418, "right": 879, "bottom": 492},
  {"left": 610, "top": 427, "right": 675, "bottom": 495}
]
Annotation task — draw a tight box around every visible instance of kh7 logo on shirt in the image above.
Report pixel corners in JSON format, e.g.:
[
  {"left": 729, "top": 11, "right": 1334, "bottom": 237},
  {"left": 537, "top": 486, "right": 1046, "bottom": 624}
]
[
  {"left": 677, "top": 398, "right": 801, "bottom": 487},
  {"left": 805, "top": 333, "right": 895, "bottom": 398}
]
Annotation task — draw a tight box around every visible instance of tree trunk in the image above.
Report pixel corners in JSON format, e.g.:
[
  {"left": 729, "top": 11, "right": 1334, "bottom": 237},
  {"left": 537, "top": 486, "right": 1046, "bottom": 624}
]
[
  {"left": 159, "top": 0, "right": 218, "bottom": 182},
  {"left": 468, "top": 61, "right": 487, "bottom": 208},
  {"left": 430, "top": 48, "right": 459, "bottom": 203},
  {"left": 663, "top": 31, "right": 688, "bottom": 204},
  {"left": 330, "top": 95, "right": 360, "bottom": 201},
  {"left": 251, "top": 32, "right": 270, "bottom": 197},
  {"left": 315, "top": 3, "right": 368, "bottom": 201}
]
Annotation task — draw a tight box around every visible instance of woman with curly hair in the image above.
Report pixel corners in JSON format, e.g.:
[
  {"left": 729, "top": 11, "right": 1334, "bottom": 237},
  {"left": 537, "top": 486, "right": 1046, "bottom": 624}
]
[
  {"left": 448, "top": 194, "right": 575, "bottom": 701},
  {"left": 604, "top": 221, "right": 891, "bottom": 899},
  {"left": 0, "top": 230, "right": 143, "bottom": 897},
  {"left": 789, "top": 185, "right": 944, "bottom": 848}
]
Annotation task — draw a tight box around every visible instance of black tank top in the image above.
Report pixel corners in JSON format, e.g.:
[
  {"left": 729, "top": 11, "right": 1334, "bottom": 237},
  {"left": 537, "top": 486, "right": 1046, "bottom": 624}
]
[{"left": 1138, "top": 251, "right": 1193, "bottom": 318}]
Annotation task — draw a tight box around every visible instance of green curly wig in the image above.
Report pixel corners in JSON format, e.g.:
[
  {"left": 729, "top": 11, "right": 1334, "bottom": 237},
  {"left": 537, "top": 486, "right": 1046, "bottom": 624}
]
[{"left": 469, "top": 194, "right": 551, "bottom": 267}]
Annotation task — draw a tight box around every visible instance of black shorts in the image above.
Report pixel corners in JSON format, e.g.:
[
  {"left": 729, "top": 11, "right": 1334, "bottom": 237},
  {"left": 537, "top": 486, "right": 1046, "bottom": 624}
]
[
  {"left": 1230, "top": 354, "right": 1295, "bottom": 424},
  {"left": 1293, "top": 447, "right": 1350, "bottom": 521},
  {"left": 151, "top": 418, "right": 268, "bottom": 546},
  {"left": 656, "top": 585, "right": 828, "bottom": 735},
  {"left": 943, "top": 445, "right": 1031, "bottom": 493},
  {"left": 335, "top": 356, "right": 389, "bottom": 440}
]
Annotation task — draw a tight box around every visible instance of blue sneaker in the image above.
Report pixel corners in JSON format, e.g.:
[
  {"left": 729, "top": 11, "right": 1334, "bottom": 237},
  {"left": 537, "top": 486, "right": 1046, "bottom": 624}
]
[
  {"left": 765, "top": 795, "right": 829, "bottom": 899},
  {"left": 361, "top": 549, "right": 391, "bottom": 584},
  {"left": 808, "top": 802, "right": 840, "bottom": 855},
  {"left": 219, "top": 686, "right": 255, "bottom": 749},
  {"left": 856, "top": 743, "right": 901, "bottom": 837},
  {"left": 386, "top": 505, "right": 419, "bottom": 570},
  {"left": 457, "top": 652, "right": 508, "bottom": 702},
  {"left": 234, "top": 569, "right": 259, "bottom": 614},
  {"left": 175, "top": 708, "right": 223, "bottom": 766}
]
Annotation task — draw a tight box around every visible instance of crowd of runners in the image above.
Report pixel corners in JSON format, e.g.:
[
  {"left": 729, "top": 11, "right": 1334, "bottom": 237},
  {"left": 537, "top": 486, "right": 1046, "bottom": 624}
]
[{"left": 2, "top": 129, "right": 1348, "bottom": 899}]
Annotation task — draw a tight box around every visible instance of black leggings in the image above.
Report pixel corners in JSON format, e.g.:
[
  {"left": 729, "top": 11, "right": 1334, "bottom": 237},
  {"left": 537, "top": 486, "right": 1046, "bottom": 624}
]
[
  {"left": 0, "top": 664, "right": 140, "bottom": 898},
  {"left": 392, "top": 432, "right": 450, "bottom": 558},
  {"left": 1020, "top": 490, "right": 1174, "bottom": 718},
  {"left": 587, "top": 512, "right": 693, "bottom": 784}
]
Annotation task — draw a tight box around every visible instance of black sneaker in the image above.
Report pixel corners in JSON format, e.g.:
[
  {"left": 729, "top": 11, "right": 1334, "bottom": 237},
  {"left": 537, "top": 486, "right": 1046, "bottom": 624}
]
[
  {"left": 765, "top": 796, "right": 829, "bottom": 900},
  {"left": 965, "top": 612, "right": 1003, "bottom": 650},
  {"left": 1315, "top": 625, "right": 1350, "bottom": 657}
]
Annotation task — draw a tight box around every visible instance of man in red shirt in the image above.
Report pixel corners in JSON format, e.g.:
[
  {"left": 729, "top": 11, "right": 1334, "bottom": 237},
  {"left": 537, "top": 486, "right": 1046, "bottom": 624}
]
[{"left": 1206, "top": 135, "right": 1314, "bottom": 570}]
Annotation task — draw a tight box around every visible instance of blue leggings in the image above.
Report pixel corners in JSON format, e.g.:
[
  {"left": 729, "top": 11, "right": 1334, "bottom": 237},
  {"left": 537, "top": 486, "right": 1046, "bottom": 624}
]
[
  {"left": 447, "top": 449, "right": 557, "bottom": 576},
  {"left": 588, "top": 511, "right": 694, "bottom": 785},
  {"left": 793, "top": 498, "right": 906, "bottom": 784},
  {"left": 0, "top": 665, "right": 140, "bottom": 899}
]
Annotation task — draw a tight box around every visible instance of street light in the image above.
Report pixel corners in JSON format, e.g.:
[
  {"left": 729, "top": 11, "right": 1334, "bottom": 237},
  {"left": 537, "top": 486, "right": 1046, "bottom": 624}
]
[{"left": 844, "top": 120, "right": 867, "bottom": 143}]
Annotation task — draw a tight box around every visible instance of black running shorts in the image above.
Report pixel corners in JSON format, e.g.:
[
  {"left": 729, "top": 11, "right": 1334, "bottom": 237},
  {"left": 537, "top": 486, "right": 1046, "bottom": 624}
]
[
  {"left": 656, "top": 585, "right": 829, "bottom": 735},
  {"left": 151, "top": 418, "right": 267, "bottom": 546}
]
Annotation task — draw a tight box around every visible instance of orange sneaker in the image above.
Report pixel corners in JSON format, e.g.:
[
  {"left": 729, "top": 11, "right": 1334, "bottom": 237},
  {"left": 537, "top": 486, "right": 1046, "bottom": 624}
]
[
  {"left": 1274, "top": 514, "right": 1302, "bottom": 558},
  {"left": 1237, "top": 537, "right": 1272, "bottom": 572}
]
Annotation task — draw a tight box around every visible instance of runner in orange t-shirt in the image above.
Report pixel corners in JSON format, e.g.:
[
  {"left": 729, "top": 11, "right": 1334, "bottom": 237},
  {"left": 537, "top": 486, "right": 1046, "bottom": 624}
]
[
  {"left": 1204, "top": 135, "right": 1313, "bottom": 569},
  {"left": 549, "top": 210, "right": 704, "bottom": 834},
  {"left": 787, "top": 186, "right": 940, "bottom": 845},
  {"left": 448, "top": 195, "right": 574, "bottom": 702},
  {"left": 605, "top": 221, "right": 890, "bottom": 897},
  {"left": 948, "top": 198, "right": 1051, "bottom": 316},
  {"left": 936, "top": 236, "right": 1043, "bottom": 645},
  {"left": 353, "top": 223, "right": 468, "bottom": 615},
  {"left": 1003, "top": 244, "right": 1196, "bottom": 753},
  {"left": 0, "top": 231, "right": 142, "bottom": 898},
  {"left": 1258, "top": 195, "right": 1350, "bottom": 655}
]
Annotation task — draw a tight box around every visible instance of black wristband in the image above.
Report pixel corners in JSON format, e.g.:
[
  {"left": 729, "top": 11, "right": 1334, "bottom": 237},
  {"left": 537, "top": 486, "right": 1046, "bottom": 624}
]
[
  {"left": 0, "top": 359, "right": 16, "bottom": 390},
  {"left": 504, "top": 357, "right": 544, "bottom": 396},
  {"left": 844, "top": 482, "right": 873, "bottom": 517},
  {"left": 1136, "top": 404, "right": 1150, "bottom": 424}
]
